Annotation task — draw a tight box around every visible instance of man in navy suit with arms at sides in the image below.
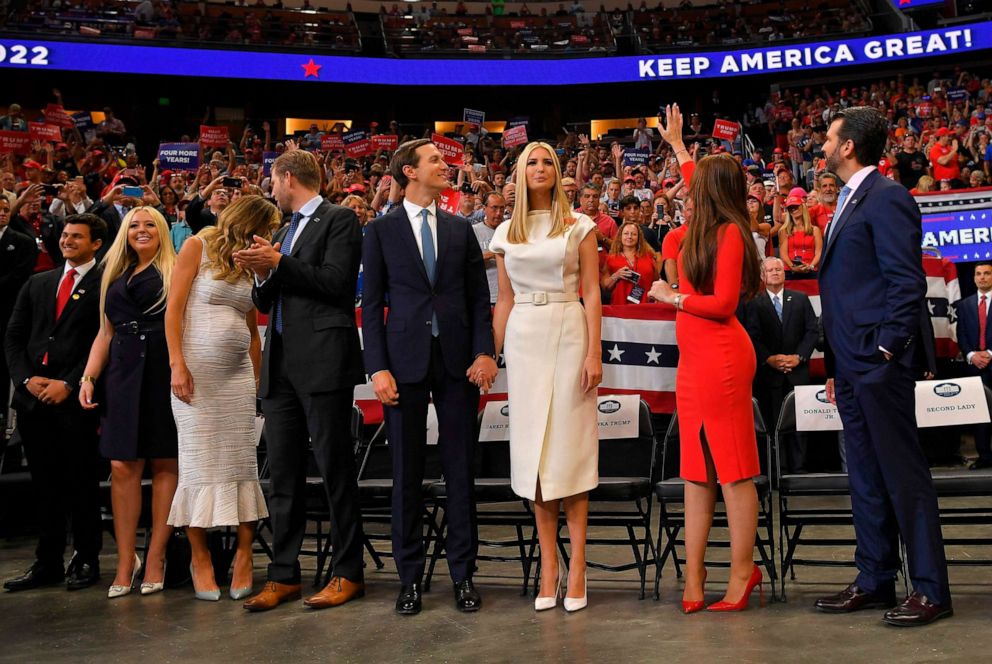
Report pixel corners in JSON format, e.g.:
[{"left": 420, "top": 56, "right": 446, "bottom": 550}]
[
  {"left": 954, "top": 262, "right": 992, "bottom": 470},
  {"left": 362, "top": 139, "right": 497, "bottom": 616},
  {"left": 814, "top": 106, "right": 951, "bottom": 626}
]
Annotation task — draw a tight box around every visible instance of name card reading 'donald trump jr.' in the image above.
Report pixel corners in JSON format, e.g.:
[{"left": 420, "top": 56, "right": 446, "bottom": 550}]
[
  {"left": 795, "top": 377, "right": 990, "bottom": 432},
  {"left": 479, "top": 395, "right": 640, "bottom": 442}
]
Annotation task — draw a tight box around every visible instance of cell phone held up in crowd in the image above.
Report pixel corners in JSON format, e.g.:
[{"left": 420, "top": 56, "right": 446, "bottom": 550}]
[
  {"left": 42, "top": 184, "right": 61, "bottom": 196},
  {"left": 222, "top": 177, "right": 242, "bottom": 188},
  {"left": 121, "top": 185, "right": 143, "bottom": 198}
]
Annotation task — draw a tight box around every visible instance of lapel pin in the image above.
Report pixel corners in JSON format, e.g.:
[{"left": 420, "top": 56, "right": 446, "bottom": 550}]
[
  {"left": 77, "top": 289, "right": 86, "bottom": 295},
  {"left": 71, "top": 293, "right": 80, "bottom": 300}
]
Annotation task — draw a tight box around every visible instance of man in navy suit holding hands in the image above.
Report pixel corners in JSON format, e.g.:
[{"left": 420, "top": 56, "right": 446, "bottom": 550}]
[
  {"left": 815, "top": 107, "right": 951, "bottom": 626},
  {"left": 362, "top": 139, "right": 497, "bottom": 616},
  {"left": 955, "top": 263, "right": 992, "bottom": 470}
]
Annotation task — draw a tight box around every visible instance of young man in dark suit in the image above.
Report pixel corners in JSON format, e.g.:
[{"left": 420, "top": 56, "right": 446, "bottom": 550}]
[
  {"left": 0, "top": 198, "right": 37, "bottom": 424},
  {"left": 954, "top": 262, "right": 992, "bottom": 470},
  {"left": 744, "top": 256, "right": 819, "bottom": 473},
  {"left": 234, "top": 149, "right": 367, "bottom": 613},
  {"left": 815, "top": 107, "right": 951, "bottom": 626},
  {"left": 3, "top": 213, "right": 107, "bottom": 592},
  {"left": 362, "top": 140, "right": 497, "bottom": 615}
]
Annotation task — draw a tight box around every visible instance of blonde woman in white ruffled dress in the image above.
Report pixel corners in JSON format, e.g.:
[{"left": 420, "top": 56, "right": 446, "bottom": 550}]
[{"left": 164, "top": 195, "right": 279, "bottom": 601}]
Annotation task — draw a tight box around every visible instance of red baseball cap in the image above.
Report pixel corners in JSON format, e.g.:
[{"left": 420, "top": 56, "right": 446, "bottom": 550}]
[
  {"left": 346, "top": 183, "right": 366, "bottom": 194},
  {"left": 23, "top": 160, "right": 43, "bottom": 170},
  {"left": 936, "top": 127, "right": 951, "bottom": 137},
  {"left": 773, "top": 147, "right": 784, "bottom": 154},
  {"left": 785, "top": 195, "right": 805, "bottom": 208}
]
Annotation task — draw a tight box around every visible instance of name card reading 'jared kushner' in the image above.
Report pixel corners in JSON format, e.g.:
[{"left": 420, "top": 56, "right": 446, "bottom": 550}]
[
  {"left": 915, "top": 377, "right": 990, "bottom": 428},
  {"left": 479, "top": 395, "right": 640, "bottom": 442},
  {"left": 794, "top": 385, "right": 843, "bottom": 432}
]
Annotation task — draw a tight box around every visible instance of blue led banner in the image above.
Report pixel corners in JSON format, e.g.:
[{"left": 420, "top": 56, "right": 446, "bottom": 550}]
[
  {"left": 922, "top": 207, "right": 992, "bottom": 263},
  {"left": 0, "top": 23, "right": 989, "bottom": 86}
]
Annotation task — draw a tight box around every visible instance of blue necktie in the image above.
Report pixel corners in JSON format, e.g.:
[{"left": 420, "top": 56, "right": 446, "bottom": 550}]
[
  {"left": 420, "top": 209, "right": 439, "bottom": 337},
  {"left": 773, "top": 294, "right": 782, "bottom": 322},
  {"left": 827, "top": 185, "right": 851, "bottom": 244},
  {"left": 273, "top": 211, "right": 303, "bottom": 335}
]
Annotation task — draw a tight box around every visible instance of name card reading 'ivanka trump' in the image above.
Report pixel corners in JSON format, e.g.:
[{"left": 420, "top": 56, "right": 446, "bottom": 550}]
[
  {"left": 479, "top": 394, "right": 640, "bottom": 442},
  {"left": 794, "top": 385, "right": 844, "bottom": 432},
  {"left": 915, "top": 377, "right": 990, "bottom": 428}
]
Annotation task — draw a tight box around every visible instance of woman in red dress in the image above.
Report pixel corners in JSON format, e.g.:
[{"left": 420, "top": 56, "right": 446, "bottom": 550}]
[
  {"left": 650, "top": 104, "right": 764, "bottom": 614},
  {"left": 600, "top": 222, "right": 660, "bottom": 305},
  {"left": 778, "top": 196, "right": 823, "bottom": 279}
]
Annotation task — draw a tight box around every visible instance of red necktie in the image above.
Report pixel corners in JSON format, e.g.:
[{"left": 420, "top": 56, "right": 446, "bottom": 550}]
[
  {"left": 43, "top": 268, "right": 76, "bottom": 366},
  {"left": 56, "top": 268, "right": 77, "bottom": 320},
  {"left": 980, "top": 295, "right": 987, "bottom": 351}
]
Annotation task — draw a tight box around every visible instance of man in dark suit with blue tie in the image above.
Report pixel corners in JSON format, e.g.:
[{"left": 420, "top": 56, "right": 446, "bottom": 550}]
[
  {"left": 234, "top": 149, "right": 368, "bottom": 613},
  {"left": 954, "top": 262, "right": 992, "bottom": 470},
  {"left": 362, "top": 139, "right": 497, "bottom": 615},
  {"left": 814, "top": 107, "right": 951, "bottom": 626}
]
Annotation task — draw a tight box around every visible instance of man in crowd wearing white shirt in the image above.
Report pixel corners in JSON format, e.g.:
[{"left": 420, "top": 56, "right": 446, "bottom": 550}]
[{"left": 471, "top": 192, "right": 505, "bottom": 304}]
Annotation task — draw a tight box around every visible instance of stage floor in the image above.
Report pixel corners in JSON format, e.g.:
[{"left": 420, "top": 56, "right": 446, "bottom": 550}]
[{"left": 2, "top": 509, "right": 991, "bottom": 664}]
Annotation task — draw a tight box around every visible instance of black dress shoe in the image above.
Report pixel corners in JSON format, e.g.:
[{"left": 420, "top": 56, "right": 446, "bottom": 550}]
[
  {"left": 814, "top": 583, "right": 897, "bottom": 613},
  {"left": 65, "top": 557, "right": 100, "bottom": 591},
  {"left": 3, "top": 562, "right": 65, "bottom": 592},
  {"left": 395, "top": 583, "right": 422, "bottom": 615},
  {"left": 969, "top": 458, "right": 992, "bottom": 471},
  {"left": 883, "top": 592, "right": 953, "bottom": 627},
  {"left": 454, "top": 579, "right": 482, "bottom": 613}
]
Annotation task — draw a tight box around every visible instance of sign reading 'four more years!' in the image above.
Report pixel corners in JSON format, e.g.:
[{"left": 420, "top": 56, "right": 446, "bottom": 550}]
[{"left": 0, "top": 23, "right": 988, "bottom": 86}]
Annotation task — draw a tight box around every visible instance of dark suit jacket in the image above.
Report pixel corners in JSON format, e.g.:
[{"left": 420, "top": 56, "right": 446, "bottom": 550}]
[
  {"left": 184, "top": 194, "right": 217, "bottom": 233},
  {"left": 252, "top": 198, "right": 365, "bottom": 397},
  {"left": 86, "top": 200, "right": 124, "bottom": 240},
  {"left": 3, "top": 265, "right": 103, "bottom": 413},
  {"left": 0, "top": 227, "right": 38, "bottom": 327},
  {"left": 362, "top": 205, "right": 495, "bottom": 384},
  {"left": 955, "top": 292, "right": 991, "bottom": 378},
  {"left": 8, "top": 212, "right": 62, "bottom": 267},
  {"left": 745, "top": 289, "right": 819, "bottom": 388},
  {"left": 819, "top": 170, "right": 926, "bottom": 376}
]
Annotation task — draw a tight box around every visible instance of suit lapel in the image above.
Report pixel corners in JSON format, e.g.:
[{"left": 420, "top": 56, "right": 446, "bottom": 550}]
[
  {"left": 781, "top": 291, "right": 794, "bottom": 331},
  {"left": 393, "top": 208, "right": 432, "bottom": 287},
  {"left": 435, "top": 211, "right": 452, "bottom": 285},
  {"left": 52, "top": 267, "right": 98, "bottom": 332},
  {"left": 822, "top": 170, "right": 879, "bottom": 264},
  {"left": 290, "top": 200, "right": 325, "bottom": 258}
]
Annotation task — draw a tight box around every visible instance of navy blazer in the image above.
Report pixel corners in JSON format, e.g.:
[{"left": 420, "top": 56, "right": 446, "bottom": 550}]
[
  {"left": 818, "top": 170, "right": 926, "bottom": 376},
  {"left": 744, "top": 289, "right": 819, "bottom": 388},
  {"left": 956, "top": 292, "right": 992, "bottom": 365},
  {"left": 361, "top": 205, "right": 494, "bottom": 384}
]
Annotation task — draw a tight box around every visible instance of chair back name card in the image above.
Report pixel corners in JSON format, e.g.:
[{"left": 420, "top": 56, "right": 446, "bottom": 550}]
[{"left": 479, "top": 394, "right": 640, "bottom": 442}]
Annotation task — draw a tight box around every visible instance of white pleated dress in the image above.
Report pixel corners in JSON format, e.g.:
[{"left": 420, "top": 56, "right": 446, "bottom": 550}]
[
  {"left": 167, "top": 244, "right": 268, "bottom": 528},
  {"left": 490, "top": 211, "right": 599, "bottom": 501}
]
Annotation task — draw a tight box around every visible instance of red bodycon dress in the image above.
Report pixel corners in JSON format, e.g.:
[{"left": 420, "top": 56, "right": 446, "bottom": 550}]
[{"left": 675, "top": 224, "right": 759, "bottom": 483}]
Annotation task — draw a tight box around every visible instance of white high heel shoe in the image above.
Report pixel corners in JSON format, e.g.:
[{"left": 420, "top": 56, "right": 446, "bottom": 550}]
[
  {"left": 564, "top": 572, "right": 588, "bottom": 613},
  {"left": 108, "top": 553, "right": 142, "bottom": 599},
  {"left": 535, "top": 565, "right": 565, "bottom": 612},
  {"left": 140, "top": 561, "right": 166, "bottom": 595}
]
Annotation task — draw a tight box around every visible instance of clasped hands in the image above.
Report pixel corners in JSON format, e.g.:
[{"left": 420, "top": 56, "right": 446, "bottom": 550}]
[
  {"left": 233, "top": 235, "right": 283, "bottom": 279},
  {"left": 25, "top": 376, "right": 70, "bottom": 406},
  {"left": 766, "top": 354, "right": 801, "bottom": 374}
]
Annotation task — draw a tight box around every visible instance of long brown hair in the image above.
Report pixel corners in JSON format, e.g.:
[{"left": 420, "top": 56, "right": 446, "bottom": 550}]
[
  {"left": 609, "top": 221, "right": 656, "bottom": 258},
  {"left": 199, "top": 195, "right": 281, "bottom": 283},
  {"left": 681, "top": 155, "right": 760, "bottom": 300}
]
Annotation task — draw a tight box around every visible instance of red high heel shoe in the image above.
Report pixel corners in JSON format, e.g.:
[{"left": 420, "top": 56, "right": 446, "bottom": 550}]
[
  {"left": 706, "top": 564, "right": 763, "bottom": 612},
  {"left": 681, "top": 569, "right": 707, "bottom": 614}
]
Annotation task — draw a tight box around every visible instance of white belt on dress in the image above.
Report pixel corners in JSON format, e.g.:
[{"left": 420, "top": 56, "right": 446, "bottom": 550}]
[{"left": 513, "top": 291, "right": 579, "bottom": 306}]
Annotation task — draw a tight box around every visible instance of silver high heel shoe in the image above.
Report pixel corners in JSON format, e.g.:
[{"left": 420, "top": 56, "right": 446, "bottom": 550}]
[
  {"left": 107, "top": 553, "right": 142, "bottom": 599},
  {"left": 563, "top": 571, "right": 588, "bottom": 613},
  {"left": 534, "top": 562, "right": 565, "bottom": 611},
  {"left": 140, "top": 561, "right": 166, "bottom": 596},
  {"left": 190, "top": 564, "right": 221, "bottom": 602}
]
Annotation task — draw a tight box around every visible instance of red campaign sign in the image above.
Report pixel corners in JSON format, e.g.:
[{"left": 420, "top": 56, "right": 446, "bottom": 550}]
[
  {"left": 0, "top": 130, "right": 32, "bottom": 155},
  {"left": 344, "top": 131, "right": 372, "bottom": 158},
  {"left": 199, "top": 125, "right": 230, "bottom": 147},
  {"left": 438, "top": 188, "right": 462, "bottom": 215},
  {"left": 510, "top": 20, "right": 525, "bottom": 29},
  {"left": 28, "top": 122, "right": 62, "bottom": 142},
  {"left": 502, "top": 124, "right": 528, "bottom": 148},
  {"left": 44, "top": 104, "right": 76, "bottom": 129},
  {"left": 431, "top": 133, "right": 465, "bottom": 166},
  {"left": 321, "top": 134, "right": 345, "bottom": 151},
  {"left": 371, "top": 134, "right": 398, "bottom": 151},
  {"left": 712, "top": 119, "right": 740, "bottom": 142}
]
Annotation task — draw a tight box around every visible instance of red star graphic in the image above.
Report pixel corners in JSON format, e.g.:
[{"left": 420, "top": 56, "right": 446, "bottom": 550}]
[{"left": 301, "top": 58, "right": 322, "bottom": 78}]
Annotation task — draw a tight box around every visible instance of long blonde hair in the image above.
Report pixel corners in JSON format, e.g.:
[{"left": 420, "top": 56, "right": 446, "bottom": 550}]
[
  {"left": 505, "top": 141, "right": 574, "bottom": 244},
  {"left": 199, "top": 195, "right": 281, "bottom": 283},
  {"left": 100, "top": 206, "right": 176, "bottom": 317},
  {"left": 781, "top": 201, "right": 813, "bottom": 237}
]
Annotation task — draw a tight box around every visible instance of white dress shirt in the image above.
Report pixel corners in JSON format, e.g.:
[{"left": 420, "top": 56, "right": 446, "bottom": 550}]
[
  {"left": 63, "top": 257, "right": 96, "bottom": 289},
  {"left": 967, "top": 288, "right": 992, "bottom": 364},
  {"left": 834, "top": 165, "right": 876, "bottom": 221},
  {"left": 402, "top": 198, "right": 439, "bottom": 260}
]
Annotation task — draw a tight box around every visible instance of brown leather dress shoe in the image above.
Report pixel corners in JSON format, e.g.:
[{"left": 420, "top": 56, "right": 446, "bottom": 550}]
[
  {"left": 814, "top": 583, "right": 896, "bottom": 613},
  {"left": 883, "top": 592, "right": 953, "bottom": 627},
  {"left": 243, "top": 581, "right": 302, "bottom": 612},
  {"left": 303, "top": 576, "right": 365, "bottom": 610}
]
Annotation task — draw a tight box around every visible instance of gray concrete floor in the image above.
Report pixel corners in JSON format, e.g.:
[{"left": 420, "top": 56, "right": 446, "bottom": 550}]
[{"left": 2, "top": 501, "right": 992, "bottom": 664}]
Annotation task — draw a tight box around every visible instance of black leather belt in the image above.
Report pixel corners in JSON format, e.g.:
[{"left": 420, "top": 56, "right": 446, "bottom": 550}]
[{"left": 114, "top": 321, "right": 164, "bottom": 335}]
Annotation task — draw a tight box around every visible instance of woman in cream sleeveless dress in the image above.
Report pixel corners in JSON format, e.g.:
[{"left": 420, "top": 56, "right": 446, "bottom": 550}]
[{"left": 490, "top": 142, "right": 603, "bottom": 612}]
